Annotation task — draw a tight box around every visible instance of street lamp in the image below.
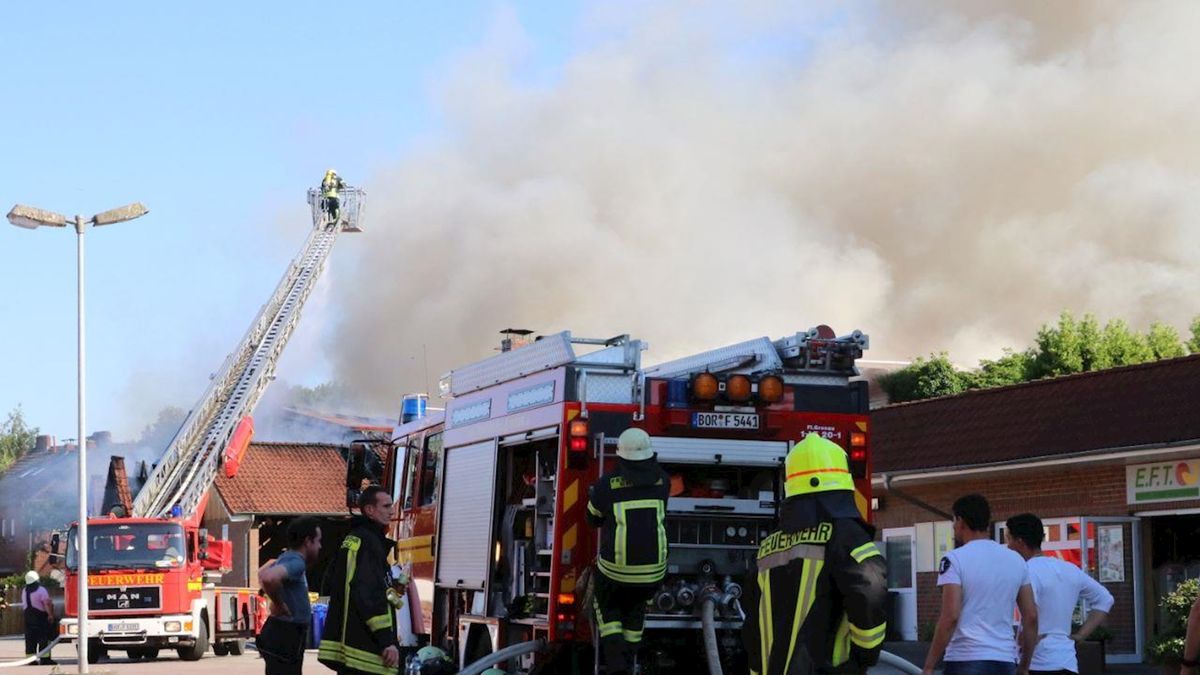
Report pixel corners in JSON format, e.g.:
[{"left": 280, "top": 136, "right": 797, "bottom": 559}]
[{"left": 7, "top": 202, "right": 149, "bottom": 673}]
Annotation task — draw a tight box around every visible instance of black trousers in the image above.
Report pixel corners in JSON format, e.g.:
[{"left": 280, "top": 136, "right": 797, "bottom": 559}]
[
  {"left": 592, "top": 573, "right": 657, "bottom": 675},
  {"left": 258, "top": 617, "right": 308, "bottom": 675},
  {"left": 323, "top": 196, "right": 340, "bottom": 222},
  {"left": 24, "top": 609, "right": 52, "bottom": 664}
]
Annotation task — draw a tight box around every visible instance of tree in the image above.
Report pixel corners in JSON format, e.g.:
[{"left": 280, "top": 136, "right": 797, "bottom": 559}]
[
  {"left": 1099, "top": 318, "right": 1155, "bottom": 367},
  {"left": 974, "top": 349, "right": 1034, "bottom": 388},
  {"left": 138, "top": 406, "right": 187, "bottom": 450},
  {"left": 0, "top": 406, "right": 39, "bottom": 473},
  {"left": 883, "top": 312, "right": 1197, "bottom": 404},
  {"left": 879, "top": 354, "right": 971, "bottom": 403},
  {"left": 1146, "top": 322, "right": 1187, "bottom": 360}
]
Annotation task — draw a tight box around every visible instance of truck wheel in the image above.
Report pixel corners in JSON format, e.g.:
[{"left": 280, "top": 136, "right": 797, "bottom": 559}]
[
  {"left": 143, "top": 648, "right": 160, "bottom": 660},
  {"left": 87, "top": 640, "right": 106, "bottom": 664},
  {"left": 227, "top": 639, "right": 246, "bottom": 655},
  {"left": 127, "top": 649, "right": 144, "bottom": 661},
  {"left": 213, "top": 642, "right": 229, "bottom": 656},
  {"left": 178, "top": 617, "right": 210, "bottom": 661}
]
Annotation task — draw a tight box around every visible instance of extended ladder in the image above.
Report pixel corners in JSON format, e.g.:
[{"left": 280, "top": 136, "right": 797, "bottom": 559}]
[{"left": 132, "top": 187, "right": 365, "bottom": 518}]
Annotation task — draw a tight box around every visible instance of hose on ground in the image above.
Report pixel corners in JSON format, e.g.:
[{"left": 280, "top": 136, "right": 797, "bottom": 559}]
[
  {"left": 0, "top": 637, "right": 62, "bottom": 668},
  {"left": 878, "top": 650, "right": 924, "bottom": 675},
  {"left": 700, "top": 596, "right": 723, "bottom": 675},
  {"left": 459, "top": 638, "right": 548, "bottom": 675}
]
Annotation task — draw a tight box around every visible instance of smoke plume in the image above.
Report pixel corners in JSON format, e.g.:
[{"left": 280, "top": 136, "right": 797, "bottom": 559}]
[{"left": 325, "top": 1, "right": 1200, "bottom": 409}]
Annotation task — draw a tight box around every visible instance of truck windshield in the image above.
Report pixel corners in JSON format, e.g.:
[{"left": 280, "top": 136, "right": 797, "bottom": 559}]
[{"left": 66, "top": 522, "right": 186, "bottom": 571}]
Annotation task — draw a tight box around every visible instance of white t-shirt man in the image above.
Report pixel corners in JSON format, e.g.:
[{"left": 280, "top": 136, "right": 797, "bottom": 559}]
[
  {"left": 938, "top": 539, "right": 1032, "bottom": 663},
  {"left": 1026, "top": 556, "right": 1114, "bottom": 673}
]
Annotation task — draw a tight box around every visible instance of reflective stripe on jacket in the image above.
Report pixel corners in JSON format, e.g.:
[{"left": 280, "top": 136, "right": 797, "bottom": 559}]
[
  {"left": 586, "top": 456, "right": 670, "bottom": 585},
  {"left": 742, "top": 518, "right": 887, "bottom": 674},
  {"left": 318, "top": 517, "right": 398, "bottom": 675}
]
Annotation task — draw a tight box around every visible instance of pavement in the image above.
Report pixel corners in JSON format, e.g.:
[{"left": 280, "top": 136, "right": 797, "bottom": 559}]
[
  {"left": 0, "top": 636, "right": 1160, "bottom": 674},
  {"left": 0, "top": 636, "right": 330, "bottom": 674}
]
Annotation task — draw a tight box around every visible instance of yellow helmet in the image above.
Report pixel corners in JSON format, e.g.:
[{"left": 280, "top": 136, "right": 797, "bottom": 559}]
[
  {"left": 325, "top": 168, "right": 337, "bottom": 176},
  {"left": 784, "top": 433, "right": 854, "bottom": 499}
]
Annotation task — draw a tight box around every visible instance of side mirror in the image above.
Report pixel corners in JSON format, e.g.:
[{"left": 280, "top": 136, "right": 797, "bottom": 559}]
[
  {"left": 51, "top": 533, "right": 60, "bottom": 551},
  {"left": 198, "top": 529, "right": 209, "bottom": 549}
]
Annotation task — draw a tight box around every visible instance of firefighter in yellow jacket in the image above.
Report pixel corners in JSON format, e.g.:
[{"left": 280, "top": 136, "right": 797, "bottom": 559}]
[{"left": 742, "top": 433, "right": 888, "bottom": 675}]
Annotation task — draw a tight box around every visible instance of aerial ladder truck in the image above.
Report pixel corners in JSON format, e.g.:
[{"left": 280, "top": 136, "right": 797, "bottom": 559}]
[{"left": 56, "top": 185, "right": 365, "bottom": 663}]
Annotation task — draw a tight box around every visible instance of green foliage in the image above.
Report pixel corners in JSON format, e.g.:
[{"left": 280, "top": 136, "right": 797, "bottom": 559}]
[
  {"left": 1148, "top": 579, "right": 1199, "bottom": 665},
  {"left": 879, "top": 353, "right": 972, "bottom": 403},
  {"left": 886, "top": 312, "right": 1200, "bottom": 403},
  {"left": 0, "top": 406, "right": 38, "bottom": 474},
  {"left": 1147, "top": 322, "right": 1188, "bottom": 359},
  {"left": 974, "top": 349, "right": 1034, "bottom": 388}
]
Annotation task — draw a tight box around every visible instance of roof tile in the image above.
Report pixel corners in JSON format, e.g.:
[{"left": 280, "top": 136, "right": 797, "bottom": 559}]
[{"left": 214, "top": 442, "right": 349, "bottom": 515}]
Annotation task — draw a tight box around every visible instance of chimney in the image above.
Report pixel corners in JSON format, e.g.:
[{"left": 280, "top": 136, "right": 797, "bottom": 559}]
[
  {"left": 86, "top": 439, "right": 97, "bottom": 452},
  {"left": 35, "top": 435, "right": 53, "bottom": 452},
  {"left": 499, "top": 328, "right": 534, "bottom": 353}
]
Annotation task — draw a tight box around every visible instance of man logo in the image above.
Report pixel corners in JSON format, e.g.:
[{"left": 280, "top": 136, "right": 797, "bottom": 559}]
[{"left": 940, "top": 556, "right": 952, "bottom": 574}]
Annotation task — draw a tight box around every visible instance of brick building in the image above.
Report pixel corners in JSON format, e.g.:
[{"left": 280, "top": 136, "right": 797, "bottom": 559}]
[{"left": 869, "top": 354, "right": 1200, "bottom": 664}]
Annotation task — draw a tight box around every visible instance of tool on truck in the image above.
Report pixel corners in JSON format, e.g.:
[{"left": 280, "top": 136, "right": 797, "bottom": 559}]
[
  {"left": 54, "top": 183, "right": 365, "bottom": 664},
  {"left": 375, "top": 325, "right": 872, "bottom": 673}
]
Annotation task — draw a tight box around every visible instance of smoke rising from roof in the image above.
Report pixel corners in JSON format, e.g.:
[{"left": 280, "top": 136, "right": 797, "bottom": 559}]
[{"left": 320, "top": 1, "right": 1200, "bottom": 409}]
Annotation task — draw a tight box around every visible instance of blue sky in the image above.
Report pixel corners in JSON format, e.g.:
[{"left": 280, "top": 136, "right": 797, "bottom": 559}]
[{"left": 0, "top": 1, "right": 581, "bottom": 439}]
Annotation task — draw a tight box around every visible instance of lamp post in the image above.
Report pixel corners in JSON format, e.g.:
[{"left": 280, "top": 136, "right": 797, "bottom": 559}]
[{"left": 7, "top": 202, "right": 149, "bottom": 672}]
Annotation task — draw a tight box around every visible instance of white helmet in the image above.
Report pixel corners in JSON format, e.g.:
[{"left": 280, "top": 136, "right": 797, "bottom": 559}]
[
  {"left": 24, "top": 571, "right": 38, "bottom": 585},
  {"left": 616, "top": 428, "right": 654, "bottom": 461}
]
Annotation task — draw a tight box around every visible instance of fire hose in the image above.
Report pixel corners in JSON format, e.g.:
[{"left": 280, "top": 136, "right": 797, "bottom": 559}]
[
  {"left": 700, "top": 596, "right": 723, "bottom": 675},
  {"left": 458, "top": 638, "right": 547, "bottom": 675},
  {"left": 0, "top": 637, "right": 62, "bottom": 668},
  {"left": 877, "top": 650, "right": 924, "bottom": 675}
]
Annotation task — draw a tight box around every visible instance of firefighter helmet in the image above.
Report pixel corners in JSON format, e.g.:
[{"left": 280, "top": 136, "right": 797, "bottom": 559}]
[
  {"left": 784, "top": 433, "right": 854, "bottom": 499},
  {"left": 24, "top": 571, "right": 38, "bottom": 585},
  {"left": 616, "top": 428, "right": 654, "bottom": 461},
  {"left": 411, "top": 645, "right": 455, "bottom": 674}
]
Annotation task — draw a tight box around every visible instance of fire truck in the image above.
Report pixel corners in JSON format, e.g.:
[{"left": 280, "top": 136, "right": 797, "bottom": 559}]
[
  {"left": 384, "top": 326, "right": 871, "bottom": 673},
  {"left": 56, "top": 185, "right": 365, "bottom": 663}
]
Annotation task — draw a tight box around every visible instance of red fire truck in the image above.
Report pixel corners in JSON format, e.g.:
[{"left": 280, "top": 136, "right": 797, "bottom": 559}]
[
  {"left": 56, "top": 185, "right": 365, "bottom": 663},
  {"left": 384, "top": 327, "right": 872, "bottom": 673}
]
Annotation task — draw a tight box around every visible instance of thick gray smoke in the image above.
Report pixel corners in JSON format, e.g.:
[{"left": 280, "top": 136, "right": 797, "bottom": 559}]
[{"left": 324, "top": 1, "right": 1200, "bottom": 409}]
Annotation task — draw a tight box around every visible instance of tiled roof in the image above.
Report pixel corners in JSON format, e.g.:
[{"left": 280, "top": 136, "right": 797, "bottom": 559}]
[
  {"left": 214, "top": 442, "right": 350, "bottom": 515},
  {"left": 871, "top": 354, "right": 1200, "bottom": 474}
]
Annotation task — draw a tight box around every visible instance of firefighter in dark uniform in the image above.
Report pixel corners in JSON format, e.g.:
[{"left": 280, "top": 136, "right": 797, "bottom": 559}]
[
  {"left": 586, "top": 428, "right": 670, "bottom": 675},
  {"left": 318, "top": 486, "right": 401, "bottom": 674},
  {"left": 742, "top": 433, "right": 888, "bottom": 675},
  {"left": 321, "top": 169, "right": 346, "bottom": 225}
]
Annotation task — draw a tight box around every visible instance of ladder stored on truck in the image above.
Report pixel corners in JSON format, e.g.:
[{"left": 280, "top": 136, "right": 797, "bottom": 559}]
[{"left": 132, "top": 186, "right": 365, "bottom": 518}]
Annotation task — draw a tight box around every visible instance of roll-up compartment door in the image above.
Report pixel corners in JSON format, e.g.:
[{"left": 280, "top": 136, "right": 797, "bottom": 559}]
[{"left": 435, "top": 440, "right": 498, "bottom": 590}]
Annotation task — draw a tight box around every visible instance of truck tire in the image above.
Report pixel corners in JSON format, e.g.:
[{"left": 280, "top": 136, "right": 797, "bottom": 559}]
[
  {"left": 178, "top": 617, "right": 209, "bottom": 661},
  {"left": 227, "top": 639, "right": 246, "bottom": 655},
  {"left": 213, "top": 642, "right": 229, "bottom": 656},
  {"left": 143, "top": 648, "right": 160, "bottom": 660},
  {"left": 87, "top": 640, "right": 106, "bottom": 664}
]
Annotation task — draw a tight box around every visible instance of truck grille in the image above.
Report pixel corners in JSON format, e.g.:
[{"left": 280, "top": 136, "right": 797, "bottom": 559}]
[{"left": 88, "top": 586, "right": 161, "bottom": 612}]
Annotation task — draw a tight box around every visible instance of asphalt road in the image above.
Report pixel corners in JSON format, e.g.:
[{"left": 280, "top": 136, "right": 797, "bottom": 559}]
[{"left": 0, "top": 637, "right": 332, "bottom": 674}]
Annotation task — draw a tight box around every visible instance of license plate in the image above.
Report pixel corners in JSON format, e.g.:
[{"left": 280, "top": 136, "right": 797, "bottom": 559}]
[
  {"left": 107, "top": 622, "right": 139, "bottom": 633},
  {"left": 692, "top": 412, "right": 760, "bottom": 429}
]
